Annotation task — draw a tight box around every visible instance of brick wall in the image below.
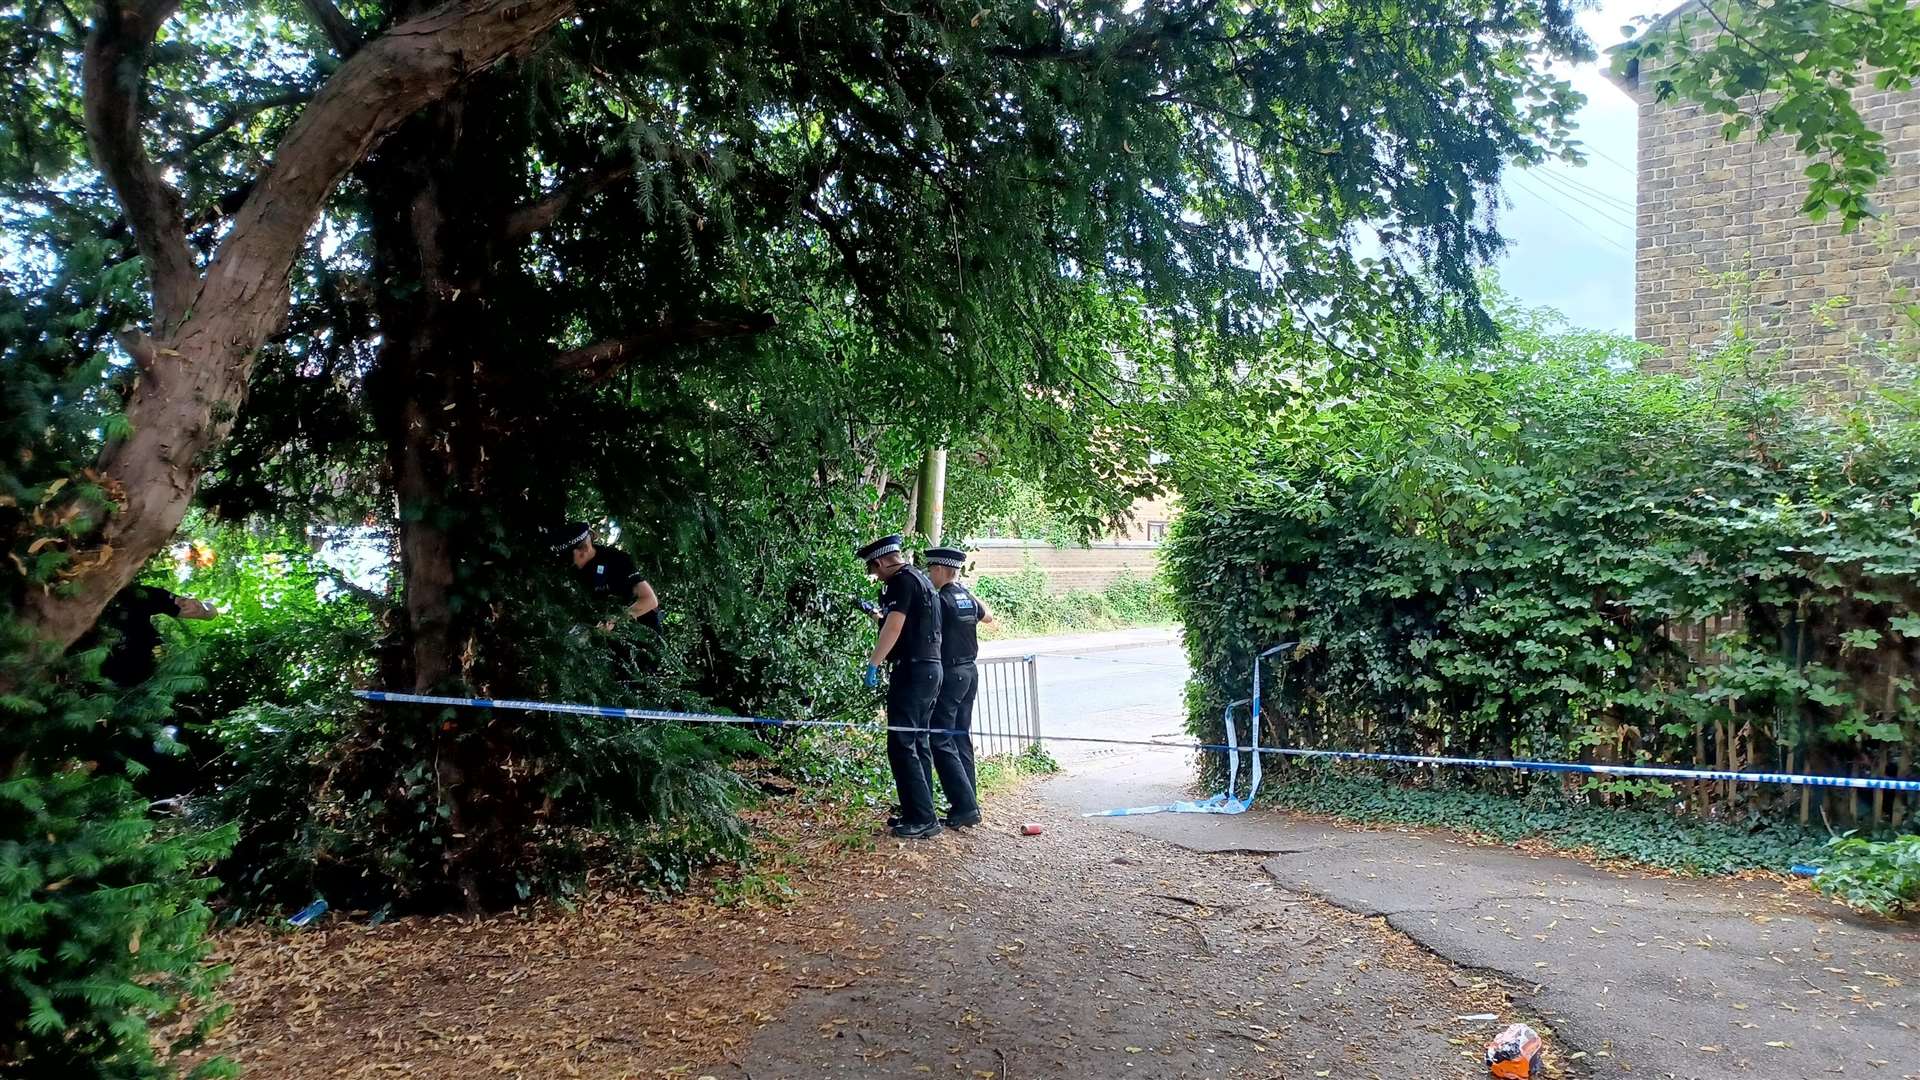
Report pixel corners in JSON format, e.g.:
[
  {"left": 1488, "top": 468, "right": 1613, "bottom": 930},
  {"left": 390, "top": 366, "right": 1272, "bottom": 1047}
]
[
  {"left": 967, "top": 539, "right": 1162, "bottom": 595},
  {"left": 1612, "top": 8, "right": 1920, "bottom": 393}
]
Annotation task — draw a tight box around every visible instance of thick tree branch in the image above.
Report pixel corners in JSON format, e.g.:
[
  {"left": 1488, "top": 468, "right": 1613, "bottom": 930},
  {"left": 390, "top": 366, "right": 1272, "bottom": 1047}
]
[
  {"left": 301, "top": 0, "right": 362, "bottom": 55},
  {"left": 198, "top": 0, "right": 576, "bottom": 334},
  {"left": 552, "top": 312, "right": 779, "bottom": 382},
  {"left": 82, "top": 0, "right": 197, "bottom": 329},
  {"left": 174, "top": 89, "right": 315, "bottom": 161},
  {"left": 15, "top": 0, "right": 579, "bottom": 671},
  {"left": 500, "top": 160, "right": 634, "bottom": 244}
]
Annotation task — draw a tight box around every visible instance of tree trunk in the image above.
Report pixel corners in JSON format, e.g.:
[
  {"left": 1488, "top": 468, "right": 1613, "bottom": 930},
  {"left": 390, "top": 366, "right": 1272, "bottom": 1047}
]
[
  {"left": 900, "top": 474, "right": 920, "bottom": 535},
  {"left": 915, "top": 446, "right": 948, "bottom": 543},
  {"left": 1695, "top": 720, "right": 1709, "bottom": 819},
  {"left": 366, "top": 104, "right": 469, "bottom": 694}
]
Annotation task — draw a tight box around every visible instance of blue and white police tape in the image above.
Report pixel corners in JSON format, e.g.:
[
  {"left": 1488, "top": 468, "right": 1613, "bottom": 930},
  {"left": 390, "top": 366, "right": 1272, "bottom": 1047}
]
[
  {"left": 1090, "top": 641, "right": 1294, "bottom": 818},
  {"left": 1085, "top": 696, "right": 1259, "bottom": 817},
  {"left": 351, "top": 688, "right": 1920, "bottom": 797}
]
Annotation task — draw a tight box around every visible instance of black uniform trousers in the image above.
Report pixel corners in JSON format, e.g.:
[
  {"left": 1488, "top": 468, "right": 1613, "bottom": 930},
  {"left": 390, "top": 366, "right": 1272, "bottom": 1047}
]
[
  {"left": 928, "top": 659, "right": 980, "bottom": 813},
  {"left": 886, "top": 660, "right": 944, "bottom": 826}
]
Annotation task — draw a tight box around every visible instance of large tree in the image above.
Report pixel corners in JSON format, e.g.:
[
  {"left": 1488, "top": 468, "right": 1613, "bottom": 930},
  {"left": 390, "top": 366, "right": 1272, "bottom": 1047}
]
[
  {"left": 6, "top": 0, "right": 1592, "bottom": 671},
  {"left": 4, "top": 0, "right": 578, "bottom": 674}
]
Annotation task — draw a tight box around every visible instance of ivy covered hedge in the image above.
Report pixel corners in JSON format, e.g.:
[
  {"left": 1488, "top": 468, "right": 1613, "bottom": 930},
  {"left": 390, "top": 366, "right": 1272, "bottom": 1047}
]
[{"left": 1168, "top": 339, "right": 1920, "bottom": 833}]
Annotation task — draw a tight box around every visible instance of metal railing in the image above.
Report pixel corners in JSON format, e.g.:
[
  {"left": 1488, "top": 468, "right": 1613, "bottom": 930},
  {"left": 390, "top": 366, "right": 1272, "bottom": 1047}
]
[{"left": 971, "top": 654, "right": 1042, "bottom": 757}]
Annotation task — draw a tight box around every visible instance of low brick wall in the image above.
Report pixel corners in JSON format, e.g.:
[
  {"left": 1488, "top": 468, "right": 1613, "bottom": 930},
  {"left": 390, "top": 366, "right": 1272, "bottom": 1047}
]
[{"left": 966, "top": 539, "right": 1162, "bottom": 594}]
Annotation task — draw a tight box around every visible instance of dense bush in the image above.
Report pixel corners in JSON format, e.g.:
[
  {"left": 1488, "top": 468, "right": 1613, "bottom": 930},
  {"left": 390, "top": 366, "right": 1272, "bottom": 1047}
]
[
  {"left": 182, "top": 551, "right": 815, "bottom": 912},
  {"left": 972, "top": 566, "right": 1053, "bottom": 627},
  {"left": 166, "top": 518, "right": 380, "bottom": 722},
  {"left": 1, "top": 651, "right": 236, "bottom": 1079},
  {"left": 1169, "top": 313, "right": 1920, "bottom": 837}
]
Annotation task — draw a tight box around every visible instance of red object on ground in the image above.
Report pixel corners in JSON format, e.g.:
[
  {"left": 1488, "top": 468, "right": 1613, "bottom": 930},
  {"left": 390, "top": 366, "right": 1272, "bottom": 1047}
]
[
  {"left": 1484, "top": 1023, "right": 1544, "bottom": 1079},
  {"left": 1020, "top": 823, "right": 1043, "bottom": 836}
]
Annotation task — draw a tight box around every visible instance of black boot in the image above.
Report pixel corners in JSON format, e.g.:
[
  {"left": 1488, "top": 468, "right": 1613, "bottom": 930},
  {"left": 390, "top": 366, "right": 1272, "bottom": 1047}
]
[
  {"left": 890, "top": 819, "right": 943, "bottom": 840},
  {"left": 944, "top": 809, "right": 983, "bottom": 829}
]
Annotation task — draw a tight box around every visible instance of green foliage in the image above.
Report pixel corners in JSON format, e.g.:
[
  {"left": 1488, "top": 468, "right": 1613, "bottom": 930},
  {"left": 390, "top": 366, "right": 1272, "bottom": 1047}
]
[
  {"left": 2, "top": 219, "right": 231, "bottom": 1076},
  {"left": 167, "top": 516, "right": 380, "bottom": 717},
  {"left": 1264, "top": 771, "right": 1828, "bottom": 876},
  {"left": 1102, "top": 572, "right": 1174, "bottom": 626},
  {"left": 1168, "top": 292, "right": 1920, "bottom": 834},
  {"left": 945, "top": 468, "right": 1091, "bottom": 547},
  {"left": 1815, "top": 832, "right": 1920, "bottom": 917},
  {"left": 1616, "top": 0, "right": 1920, "bottom": 230},
  {"left": 191, "top": 575, "right": 768, "bottom": 912},
  {"left": 972, "top": 567, "right": 1054, "bottom": 628},
  {"left": 977, "top": 742, "right": 1062, "bottom": 796},
  {"left": 0, "top": 655, "right": 235, "bottom": 1079},
  {"left": 975, "top": 567, "right": 1175, "bottom": 637}
]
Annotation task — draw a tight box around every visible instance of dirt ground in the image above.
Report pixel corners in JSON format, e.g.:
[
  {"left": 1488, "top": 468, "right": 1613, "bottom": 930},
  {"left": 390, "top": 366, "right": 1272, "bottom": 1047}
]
[{"left": 202, "top": 784, "right": 1574, "bottom": 1079}]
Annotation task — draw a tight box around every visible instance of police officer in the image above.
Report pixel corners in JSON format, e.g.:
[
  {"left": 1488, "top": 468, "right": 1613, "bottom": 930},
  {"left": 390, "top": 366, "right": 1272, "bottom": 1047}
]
[
  {"left": 856, "top": 533, "right": 945, "bottom": 839},
  {"left": 73, "top": 582, "right": 218, "bottom": 809},
  {"left": 89, "top": 583, "right": 219, "bottom": 687},
  {"left": 924, "top": 546, "right": 989, "bottom": 827},
  {"left": 547, "top": 521, "right": 662, "bottom": 633}
]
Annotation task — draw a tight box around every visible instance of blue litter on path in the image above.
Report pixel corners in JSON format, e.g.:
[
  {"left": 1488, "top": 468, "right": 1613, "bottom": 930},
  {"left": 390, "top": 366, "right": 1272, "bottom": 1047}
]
[{"left": 288, "top": 899, "right": 328, "bottom": 927}]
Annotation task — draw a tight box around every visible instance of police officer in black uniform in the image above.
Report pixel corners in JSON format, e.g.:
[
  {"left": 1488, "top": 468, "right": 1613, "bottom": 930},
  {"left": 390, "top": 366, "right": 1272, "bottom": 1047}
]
[
  {"left": 547, "top": 521, "right": 662, "bottom": 633},
  {"left": 88, "top": 584, "right": 219, "bottom": 687},
  {"left": 856, "top": 533, "right": 945, "bottom": 839},
  {"left": 925, "top": 546, "right": 989, "bottom": 827},
  {"left": 73, "top": 582, "right": 218, "bottom": 809}
]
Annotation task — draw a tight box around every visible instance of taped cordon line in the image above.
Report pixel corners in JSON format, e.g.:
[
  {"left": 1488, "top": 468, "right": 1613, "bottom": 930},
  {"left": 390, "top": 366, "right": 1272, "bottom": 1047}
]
[
  {"left": 352, "top": 679, "right": 1920, "bottom": 797},
  {"left": 1088, "top": 640, "right": 1291, "bottom": 817}
]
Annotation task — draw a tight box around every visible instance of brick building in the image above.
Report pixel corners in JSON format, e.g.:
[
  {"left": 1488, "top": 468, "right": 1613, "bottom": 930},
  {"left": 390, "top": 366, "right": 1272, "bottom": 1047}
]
[{"left": 1607, "top": 3, "right": 1920, "bottom": 391}]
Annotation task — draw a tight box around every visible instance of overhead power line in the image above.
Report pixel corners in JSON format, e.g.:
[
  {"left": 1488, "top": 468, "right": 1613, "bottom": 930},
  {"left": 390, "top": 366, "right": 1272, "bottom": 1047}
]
[
  {"left": 1508, "top": 173, "right": 1634, "bottom": 257},
  {"left": 1529, "top": 172, "right": 1638, "bottom": 232}
]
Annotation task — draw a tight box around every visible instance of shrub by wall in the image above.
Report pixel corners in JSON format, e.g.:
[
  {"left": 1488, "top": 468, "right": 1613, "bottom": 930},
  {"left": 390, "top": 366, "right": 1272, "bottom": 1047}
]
[
  {"left": 1168, "top": 353, "right": 1920, "bottom": 830},
  {"left": 975, "top": 567, "right": 1174, "bottom": 637}
]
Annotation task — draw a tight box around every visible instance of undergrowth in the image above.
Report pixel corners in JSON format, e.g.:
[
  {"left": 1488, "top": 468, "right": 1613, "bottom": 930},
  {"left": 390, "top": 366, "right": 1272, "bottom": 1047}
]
[
  {"left": 1814, "top": 833, "right": 1920, "bottom": 917},
  {"left": 978, "top": 743, "right": 1062, "bottom": 794},
  {"left": 1263, "top": 771, "right": 1830, "bottom": 877},
  {"left": 975, "top": 568, "right": 1175, "bottom": 639}
]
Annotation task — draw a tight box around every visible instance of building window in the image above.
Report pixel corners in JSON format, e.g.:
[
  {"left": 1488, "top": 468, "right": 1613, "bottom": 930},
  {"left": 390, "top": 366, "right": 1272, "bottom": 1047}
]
[{"left": 1145, "top": 520, "right": 1168, "bottom": 542}]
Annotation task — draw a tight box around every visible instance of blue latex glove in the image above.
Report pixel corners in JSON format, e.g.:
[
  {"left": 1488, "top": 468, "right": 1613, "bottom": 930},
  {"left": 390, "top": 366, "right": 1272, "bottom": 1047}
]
[{"left": 863, "top": 663, "right": 881, "bottom": 688}]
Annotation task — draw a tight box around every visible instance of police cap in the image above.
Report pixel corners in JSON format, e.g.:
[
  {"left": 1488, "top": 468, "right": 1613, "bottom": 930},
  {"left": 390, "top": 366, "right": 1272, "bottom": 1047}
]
[
  {"left": 546, "top": 521, "right": 591, "bottom": 555},
  {"left": 925, "top": 546, "right": 968, "bottom": 569},
  {"left": 855, "top": 533, "right": 904, "bottom": 563}
]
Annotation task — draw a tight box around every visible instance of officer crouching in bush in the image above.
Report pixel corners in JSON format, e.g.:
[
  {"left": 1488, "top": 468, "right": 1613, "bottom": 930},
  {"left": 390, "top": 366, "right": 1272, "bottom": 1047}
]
[
  {"left": 856, "top": 533, "right": 945, "bottom": 839},
  {"left": 547, "top": 521, "right": 662, "bottom": 634}
]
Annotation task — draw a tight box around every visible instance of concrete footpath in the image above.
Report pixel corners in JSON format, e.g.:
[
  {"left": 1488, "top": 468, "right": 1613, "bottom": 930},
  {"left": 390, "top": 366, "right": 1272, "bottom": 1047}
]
[
  {"left": 977, "top": 623, "right": 1180, "bottom": 660},
  {"left": 1023, "top": 636, "right": 1920, "bottom": 1080}
]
